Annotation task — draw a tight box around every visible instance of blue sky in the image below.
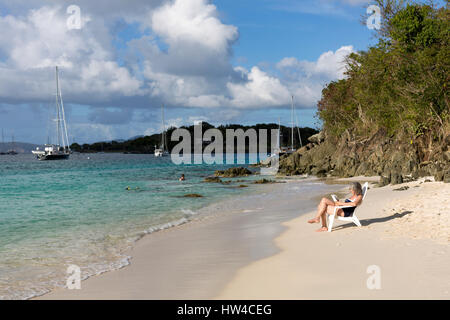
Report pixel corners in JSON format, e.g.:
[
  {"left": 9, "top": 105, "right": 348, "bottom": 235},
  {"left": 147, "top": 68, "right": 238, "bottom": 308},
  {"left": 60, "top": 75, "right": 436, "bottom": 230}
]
[
  {"left": 0, "top": 0, "right": 385, "bottom": 144},
  {"left": 217, "top": 0, "right": 376, "bottom": 64}
]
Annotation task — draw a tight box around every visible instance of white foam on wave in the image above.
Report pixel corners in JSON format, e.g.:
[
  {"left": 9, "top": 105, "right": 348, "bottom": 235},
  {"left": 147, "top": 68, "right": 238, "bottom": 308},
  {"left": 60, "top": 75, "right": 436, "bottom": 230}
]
[{"left": 181, "top": 209, "right": 197, "bottom": 216}]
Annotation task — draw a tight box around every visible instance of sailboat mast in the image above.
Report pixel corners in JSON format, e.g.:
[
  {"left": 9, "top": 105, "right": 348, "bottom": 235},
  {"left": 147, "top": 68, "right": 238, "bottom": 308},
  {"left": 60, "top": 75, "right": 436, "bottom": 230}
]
[
  {"left": 291, "top": 95, "right": 294, "bottom": 151},
  {"left": 57, "top": 68, "right": 70, "bottom": 152},
  {"left": 277, "top": 117, "right": 281, "bottom": 151},
  {"left": 55, "top": 66, "right": 61, "bottom": 147},
  {"left": 161, "top": 104, "right": 166, "bottom": 151}
]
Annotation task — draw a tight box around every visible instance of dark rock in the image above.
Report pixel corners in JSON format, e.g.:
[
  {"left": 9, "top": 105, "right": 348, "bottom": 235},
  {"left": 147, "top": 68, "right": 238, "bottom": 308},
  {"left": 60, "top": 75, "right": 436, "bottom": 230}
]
[
  {"left": 204, "top": 176, "right": 222, "bottom": 183},
  {"left": 253, "top": 179, "right": 277, "bottom": 184},
  {"left": 278, "top": 128, "right": 449, "bottom": 182},
  {"left": 215, "top": 167, "right": 253, "bottom": 177},
  {"left": 393, "top": 186, "right": 409, "bottom": 191},
  {"left": 391, "top": 172, "right": 403, "bottom": 185},
  {"left": 444, "top": 170, "right": 450, "bottom": 183},
  {"left": 315, "top": 169, "right": 327, "bottom": 178},
  {"left": 380, "top": 174, "right": 391, "bottom": 187},
  {"left": 183, "top": 193, "right": 203, "bottom": 198}
]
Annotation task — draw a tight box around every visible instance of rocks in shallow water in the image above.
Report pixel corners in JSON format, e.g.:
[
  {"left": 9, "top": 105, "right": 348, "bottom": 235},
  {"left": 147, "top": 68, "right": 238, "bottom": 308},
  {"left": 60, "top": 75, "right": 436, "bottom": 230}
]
[
  {"left": 253, "top": 178, "right": 276, "bottom": 184},
  {"left": 203, "top": 176, "right": 223, "bottom": 183},
  {"left": 183, "top": 193, "right": 203, "bottom": 198},
  {"left": 214, "top": 167, "right": 253, "bottom": 177},
  {"left": 238, "top": 185, "right": 248, "bottom": 188}
]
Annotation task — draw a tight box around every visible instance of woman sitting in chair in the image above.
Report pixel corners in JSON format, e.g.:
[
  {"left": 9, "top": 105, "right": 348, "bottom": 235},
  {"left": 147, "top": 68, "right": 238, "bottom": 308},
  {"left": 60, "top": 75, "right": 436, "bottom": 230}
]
[{"left": 308, "top": 182, "right": 363, "bottom": 232}]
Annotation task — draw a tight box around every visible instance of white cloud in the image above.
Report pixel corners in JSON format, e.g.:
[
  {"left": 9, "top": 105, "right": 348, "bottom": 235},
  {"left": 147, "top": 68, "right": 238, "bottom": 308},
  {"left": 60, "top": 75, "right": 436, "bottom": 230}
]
[
  {"left": 0, "top": 6, "right": 145, "bottom": 104},
  {"left": 0, "top": 1, "right": 357, "bottom": 143},
  {"left": 0, "top": 1, "right": 353, "bottom": 111},
  {"left": 151, "top": 0, "right": 238, "bottom": 54},
  {"left": 227, "top": 67, "right": 291, "bottom": 108},
  {"left": 277, "top": 45, "right": 354, "bottom": 80}
]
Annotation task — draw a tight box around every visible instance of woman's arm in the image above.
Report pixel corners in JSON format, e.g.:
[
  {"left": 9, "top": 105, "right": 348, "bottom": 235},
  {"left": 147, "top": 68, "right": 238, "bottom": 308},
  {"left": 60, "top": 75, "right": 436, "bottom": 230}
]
[{"left": 334, "top": 195, "right": 362, "bottom": 207}]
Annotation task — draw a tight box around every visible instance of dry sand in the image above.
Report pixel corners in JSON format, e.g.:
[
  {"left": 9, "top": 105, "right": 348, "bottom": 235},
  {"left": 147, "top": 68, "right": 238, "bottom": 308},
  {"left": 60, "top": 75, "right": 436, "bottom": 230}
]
[{"left": 217, "top": 178, "right": 450, "bottom": 299}]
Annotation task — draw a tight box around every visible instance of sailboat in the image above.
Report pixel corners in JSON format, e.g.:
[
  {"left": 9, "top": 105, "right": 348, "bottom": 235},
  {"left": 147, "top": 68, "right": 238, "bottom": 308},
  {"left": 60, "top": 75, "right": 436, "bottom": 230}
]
[
  {"left": 154, "top": 104, "right": 169, "bottom": 157},
  {"left": 32, "top": 66, "right": 70, "bottom": 160},
  {"left": 6, "top": 133, "right": 18, "bottom": 155},
  {"left": 270, "top": 95, "right": 303, "bottom": 157},
  {"left": 0, "top": 129, "right": 6, "bottom": 155},
  {"left": 279, "top": 95, "right": 302, "bottom": 155}
]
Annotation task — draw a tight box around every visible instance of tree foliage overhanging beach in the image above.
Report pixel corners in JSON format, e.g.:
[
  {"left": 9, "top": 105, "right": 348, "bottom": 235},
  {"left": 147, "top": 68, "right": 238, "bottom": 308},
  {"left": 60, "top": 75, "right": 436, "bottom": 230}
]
[
  {"left": 279, "top": 0, "right": 449, "bottom": 182},
  {"left": 319, "top": 0, "right": 448, "bottom": 141}
]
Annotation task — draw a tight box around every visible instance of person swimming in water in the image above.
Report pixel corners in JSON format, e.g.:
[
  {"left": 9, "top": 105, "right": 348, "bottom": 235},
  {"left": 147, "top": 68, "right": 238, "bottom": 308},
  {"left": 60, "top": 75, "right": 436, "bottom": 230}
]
[
  {"left": 125, "top": 186, "right": 140, "bottom": 191},
  {"left": 179, "top": 174, "right": 185, "bottom": 181},
  {"left": 307, "top": 182, "right": 363, "bottom": 232}
]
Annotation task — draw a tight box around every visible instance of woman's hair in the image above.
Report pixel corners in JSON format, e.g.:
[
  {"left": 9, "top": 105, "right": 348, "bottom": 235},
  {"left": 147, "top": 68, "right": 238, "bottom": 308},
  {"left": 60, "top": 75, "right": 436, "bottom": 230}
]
[{"left": 351, "top": 182, "right": 363, "bottom": 196}]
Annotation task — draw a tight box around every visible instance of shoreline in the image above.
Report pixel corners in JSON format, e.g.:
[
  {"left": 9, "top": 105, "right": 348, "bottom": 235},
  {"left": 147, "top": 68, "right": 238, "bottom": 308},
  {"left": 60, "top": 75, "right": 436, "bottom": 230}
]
[
  {"left": 37, "top": 177, "right": 338, "bottom": 299},
  {"left": 36, "top": 176, "right": 449, "bottom": 300}
]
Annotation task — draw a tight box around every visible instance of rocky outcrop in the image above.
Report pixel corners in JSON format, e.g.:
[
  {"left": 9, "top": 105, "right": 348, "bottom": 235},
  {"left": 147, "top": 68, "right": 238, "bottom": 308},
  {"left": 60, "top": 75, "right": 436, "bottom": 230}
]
[
  {"left": 279, "top": 129, "right": 450, "bottom": 185},
  {"left": 215, "top": 167, "right": 253, "bottom": 177},
  {"left": 253, "top": 178, "right": 277, "bottom": 184},
  {"left": 204, "top": 176, "right": 223, "bottom": 183},
  {"left": 183, "top": 193, "right": 203, "bottom": 198},
  {"left": 307, "top": 131, "right": 325, "bottom": 144}
]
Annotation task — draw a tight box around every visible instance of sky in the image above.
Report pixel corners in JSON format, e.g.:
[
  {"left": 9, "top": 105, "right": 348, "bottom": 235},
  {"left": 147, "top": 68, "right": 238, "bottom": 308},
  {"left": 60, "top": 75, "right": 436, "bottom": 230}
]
[{"left": 0, "top": 0, "right": 380, "bottom": 144}]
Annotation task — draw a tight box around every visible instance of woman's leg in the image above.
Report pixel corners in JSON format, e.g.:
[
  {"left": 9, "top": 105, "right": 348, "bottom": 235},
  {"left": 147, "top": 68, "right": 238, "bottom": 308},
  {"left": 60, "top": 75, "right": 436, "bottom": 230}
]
[
  {"left": 316, "top": 206, "right": 344, "bottom": 232},
  {"left": 308, "top": 197, "right": 334, "bottom": 223}
]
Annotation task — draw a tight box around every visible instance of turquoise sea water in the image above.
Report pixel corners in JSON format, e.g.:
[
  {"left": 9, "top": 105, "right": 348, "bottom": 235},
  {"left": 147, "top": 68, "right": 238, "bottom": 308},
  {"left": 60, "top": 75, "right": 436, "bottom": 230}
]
[{"left": 0, "top": 153, "right": 266, "bottom": 299}]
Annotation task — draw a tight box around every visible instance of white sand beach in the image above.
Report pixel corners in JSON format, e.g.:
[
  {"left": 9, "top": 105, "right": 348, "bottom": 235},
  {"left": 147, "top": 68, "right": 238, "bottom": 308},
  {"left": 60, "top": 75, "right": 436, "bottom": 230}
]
[
  {"left": 39, "top": 177, "right": 450, "bottom": 300},
  {"left": 217, "top": 178, "right": 450, "bottom": 299}
]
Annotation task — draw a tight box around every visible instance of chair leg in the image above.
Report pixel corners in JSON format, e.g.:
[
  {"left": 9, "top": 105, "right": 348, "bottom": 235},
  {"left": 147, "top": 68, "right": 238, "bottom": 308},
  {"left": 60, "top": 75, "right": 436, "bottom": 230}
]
[
  {"left": 353, "top": 215, "right": 362, "bottom": 227},
  {"left": 328, "top": 214, "right": 335, "bottom": 232}
]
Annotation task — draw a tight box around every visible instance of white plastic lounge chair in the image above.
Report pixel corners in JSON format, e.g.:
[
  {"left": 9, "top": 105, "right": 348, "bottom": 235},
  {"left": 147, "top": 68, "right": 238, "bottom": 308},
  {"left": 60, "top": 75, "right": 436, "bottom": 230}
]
[{"left": 327, "top": 182, "right": 369, "bottom": 232}]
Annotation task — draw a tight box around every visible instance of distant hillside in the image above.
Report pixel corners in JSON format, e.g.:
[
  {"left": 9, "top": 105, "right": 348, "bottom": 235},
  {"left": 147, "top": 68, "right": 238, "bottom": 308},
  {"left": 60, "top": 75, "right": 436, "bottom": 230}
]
[
  {"left": 70, "top": 122, "right": 319, "bottom": 154},
  {"left": 0, "top": 142, "right": 41, "bottom": 154}
]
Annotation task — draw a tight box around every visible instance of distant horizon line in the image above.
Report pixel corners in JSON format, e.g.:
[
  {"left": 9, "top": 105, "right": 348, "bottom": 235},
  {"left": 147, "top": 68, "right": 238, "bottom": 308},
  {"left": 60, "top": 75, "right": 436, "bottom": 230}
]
[{"left": 1, "top": 122, "right": 320, "bottom": 146}]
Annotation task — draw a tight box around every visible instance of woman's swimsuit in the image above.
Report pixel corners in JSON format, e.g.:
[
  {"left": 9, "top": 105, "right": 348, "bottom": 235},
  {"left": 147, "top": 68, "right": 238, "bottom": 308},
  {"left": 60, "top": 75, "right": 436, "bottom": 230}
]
[{"left": 342, "top": 198, "right": 356, "bottom": 217}]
